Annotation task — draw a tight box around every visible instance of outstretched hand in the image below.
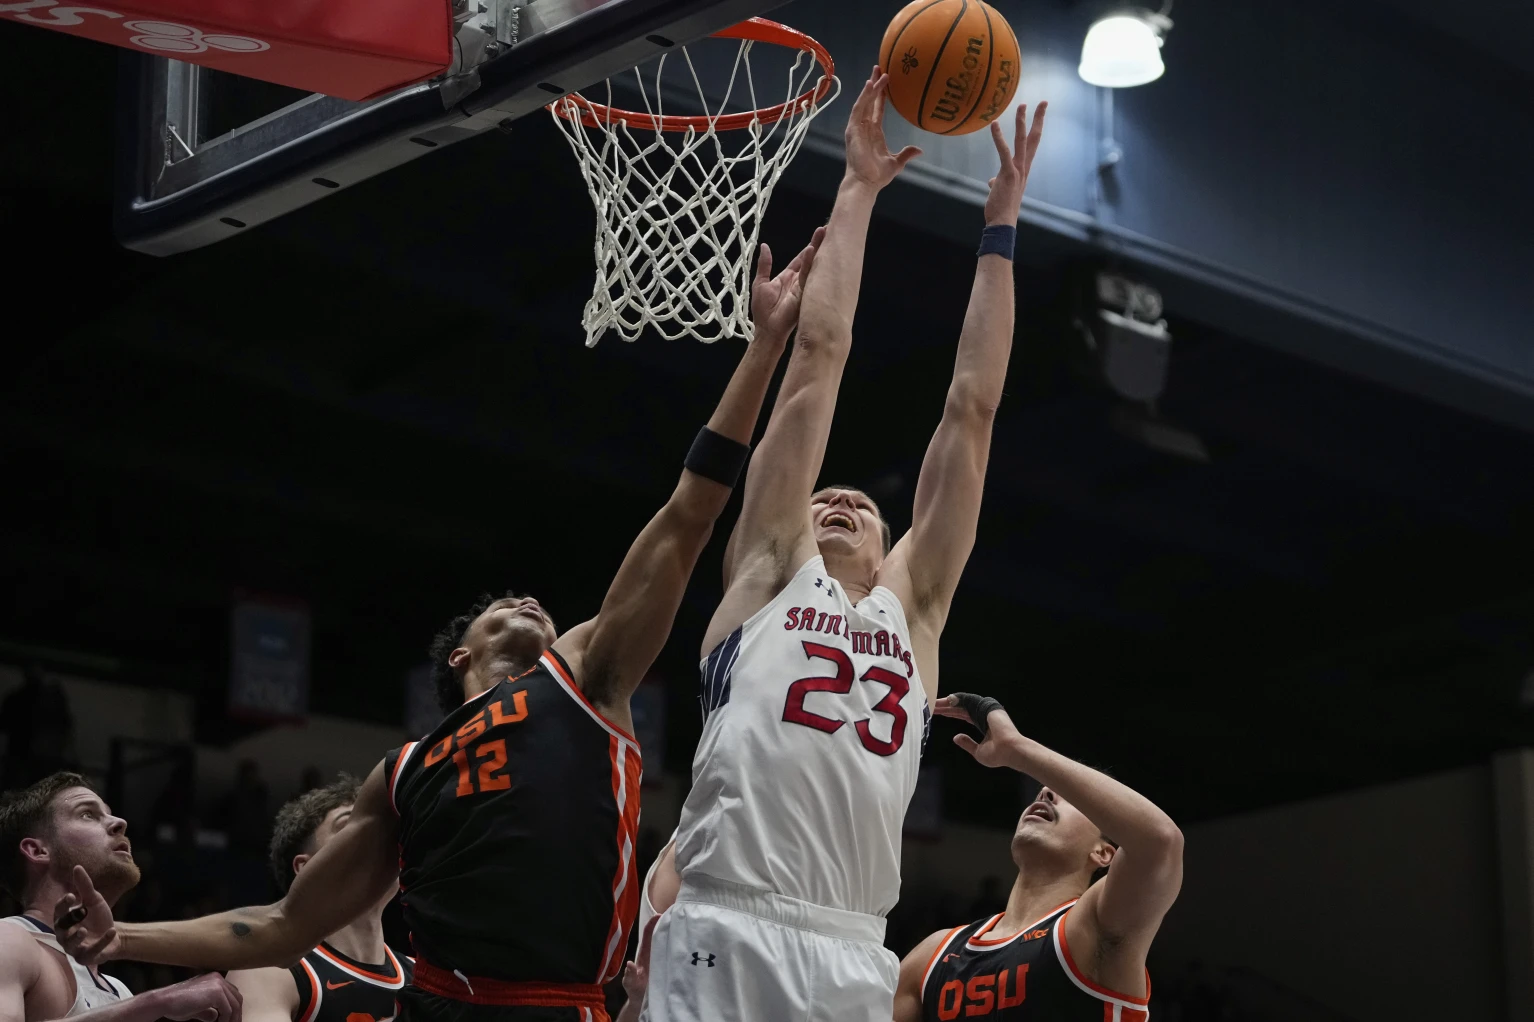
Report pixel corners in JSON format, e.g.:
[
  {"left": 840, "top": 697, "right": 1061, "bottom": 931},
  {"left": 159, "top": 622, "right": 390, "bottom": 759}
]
[
  {"left": 615, "top": 916, "right": 660, "bottom": 1022},
  {"left": 53, "top": 864, "right": 123, "bottom": 965},
  {"left": 844, "top": 67, "right": 922, "bottom": 190},
  {"left": 751, "top": 226, "right": 827, "bottom": 342},
  {"left": 934, "top": 693, "right": 1023, "bottom": 769},
  {"left": 983, "top": 101, "right": 1047, "bottom": 226}
]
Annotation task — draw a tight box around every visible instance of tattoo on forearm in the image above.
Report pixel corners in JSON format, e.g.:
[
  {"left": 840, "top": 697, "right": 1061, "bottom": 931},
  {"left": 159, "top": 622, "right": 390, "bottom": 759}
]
[{"left": 231, "top": 922, "right": 251, "bottom": 938}]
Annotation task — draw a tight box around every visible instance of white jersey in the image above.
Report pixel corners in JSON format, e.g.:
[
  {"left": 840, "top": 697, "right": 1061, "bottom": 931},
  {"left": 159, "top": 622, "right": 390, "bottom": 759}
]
[
  {"left": 675, "top": 556, "right": 929, "bottom": 917},
  {"left": 2, "top": 915, "right": 132, "bottom": 1015}
]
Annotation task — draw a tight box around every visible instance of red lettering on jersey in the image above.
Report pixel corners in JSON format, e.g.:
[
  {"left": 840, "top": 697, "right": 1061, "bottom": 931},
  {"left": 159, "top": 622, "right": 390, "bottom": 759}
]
[
  {"left": 964, "top": 974, "right": 994, "bottom": 1015},
  {"left": 798, "top": 612, "right": 817, "bottom": 631},
  {"left": 997, "top": 965, "right": 1026, "bottom": 1008},
  {"left": 852, "top": 631, "right": 872, "bottom": 654},
  {"left": 892, "top": 632, "right": 903, "bottom": 659},
  {"left": 937, "top": 980, "right": 964, "bottom": 1020},
  {"left": 816, "top": 612, "right": 828, "bottom": 631},
  {"left": 488, "top": 690, "right": 528, "bottom": 726},
  {"left": 827, "top": 614, "right": 842, "bottom": 636},
  {"left": 784, "top": 608, "right": 801, "bottom": 630},
  {"left": 876, "top": 630, "right": 891, "bottom": 656},
  {"left": 902, "top": 650, "right": 915, "bottom": 678}
]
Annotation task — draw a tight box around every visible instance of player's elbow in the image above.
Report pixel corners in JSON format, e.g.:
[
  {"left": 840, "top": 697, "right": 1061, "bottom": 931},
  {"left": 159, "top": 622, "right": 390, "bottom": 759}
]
[
  {"left": 944, "top": 384, "right": 1000, "bottom": 426},
  {"left": 264, "top": 904, "right": 320, "bottom": 968},
  {"left": 793, "top": 318, "right": 851, "bottom": 360},
  {"left": 1141, "top": 818, "right": 1184, "bottom": 867}
]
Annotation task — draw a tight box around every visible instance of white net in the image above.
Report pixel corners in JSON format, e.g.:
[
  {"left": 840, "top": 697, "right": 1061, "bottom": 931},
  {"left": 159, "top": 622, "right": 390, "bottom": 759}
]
[{"left": 549, "top": 27, "right": 840, "bottom": 346}]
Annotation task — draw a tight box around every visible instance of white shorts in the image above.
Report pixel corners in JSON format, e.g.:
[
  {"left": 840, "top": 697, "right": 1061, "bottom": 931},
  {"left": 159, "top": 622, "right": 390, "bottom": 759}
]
[{"left": 640, "top": 874, "right": 899, "bottom": 1022}]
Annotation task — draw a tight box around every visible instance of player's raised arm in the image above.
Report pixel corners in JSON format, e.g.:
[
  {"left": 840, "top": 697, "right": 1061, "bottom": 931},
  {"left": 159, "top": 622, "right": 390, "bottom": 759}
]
[
  {"left": 936, "top": 693, "right": 1183, "bottom": 992},
  {"left": 711, "top": 69, "right": 921, "bottom": 625},
  {"left": 885, "top": 103, "right": 1046, "bottom": 634},
  {"left": 554, "top": 229, "right": 825, "bottom": 714},
  {"left": 58, "top": 761, "right": 400, "bottom": 972}
]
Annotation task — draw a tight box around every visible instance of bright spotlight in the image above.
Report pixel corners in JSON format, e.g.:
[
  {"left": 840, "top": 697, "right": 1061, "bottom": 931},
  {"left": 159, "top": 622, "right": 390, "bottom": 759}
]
[{"left": 1079, "top": 11, "right": 1170, "bottom": 88}]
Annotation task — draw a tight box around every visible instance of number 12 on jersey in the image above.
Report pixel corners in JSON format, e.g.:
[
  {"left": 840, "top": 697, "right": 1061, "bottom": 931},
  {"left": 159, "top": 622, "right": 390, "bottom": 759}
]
[{"left": 423, "top": 690, "right": 530, "bottom": 797}]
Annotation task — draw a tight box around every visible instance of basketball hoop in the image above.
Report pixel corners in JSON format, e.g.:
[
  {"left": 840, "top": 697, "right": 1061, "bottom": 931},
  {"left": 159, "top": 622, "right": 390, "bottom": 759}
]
[{"left": 550, "top": 19, "right": 839, "bottom": 346}]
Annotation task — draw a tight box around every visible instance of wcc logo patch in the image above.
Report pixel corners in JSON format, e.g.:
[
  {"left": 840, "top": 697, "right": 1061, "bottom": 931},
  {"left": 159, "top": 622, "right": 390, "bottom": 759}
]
[{"left": 690, "top": 952, "right": 716, "bottom": 967}]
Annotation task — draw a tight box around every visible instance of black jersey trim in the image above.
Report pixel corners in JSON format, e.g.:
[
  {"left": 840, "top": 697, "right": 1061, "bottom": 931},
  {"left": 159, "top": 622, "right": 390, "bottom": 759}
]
[
  {"left": 313, "top": 944, "right": 406, "bottom": 989},
  {"left": 1052, "top": 907, "right": 1152, "bottom": 1009},
  {"left": 919, "top": 925, "right": 968, "bottom": 1003},
  {"left": 698, "top": 626, "right": 742, "bottom": 720},
  {"left": 296, "top": 959, "right": 323, "bottom": 1022},
  {"left": 540, "top": 651, "right": 639, "bottom": 745},
  {"left": 966, "top": 899, "right": 1077, "bottom": 952},
  {"left": 389, "top": 742, "right": 419, "bottom": 815}
]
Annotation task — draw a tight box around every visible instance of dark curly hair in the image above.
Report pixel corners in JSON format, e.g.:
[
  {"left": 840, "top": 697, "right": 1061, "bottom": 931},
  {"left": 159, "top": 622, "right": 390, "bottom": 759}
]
[
  {"left": 0, "top": 772, "right": 93, "bottom": 900},
  {"left": 268, "top": 774, "right": 360, "bottom": 893},
  {"left": 428, "top": 591, "right": 534, "bottom": 713}
]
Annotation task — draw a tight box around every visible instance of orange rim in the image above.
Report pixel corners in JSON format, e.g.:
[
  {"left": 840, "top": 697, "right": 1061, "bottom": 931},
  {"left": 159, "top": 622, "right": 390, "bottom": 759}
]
[{"left": 549, "top": 18, "right": 836, "bottom": 134}]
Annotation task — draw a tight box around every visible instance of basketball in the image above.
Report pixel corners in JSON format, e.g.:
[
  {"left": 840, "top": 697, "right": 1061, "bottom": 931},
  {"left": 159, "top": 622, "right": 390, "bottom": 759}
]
[{"left": 879, "top": 0, "right": 1022, "bottom": 136}]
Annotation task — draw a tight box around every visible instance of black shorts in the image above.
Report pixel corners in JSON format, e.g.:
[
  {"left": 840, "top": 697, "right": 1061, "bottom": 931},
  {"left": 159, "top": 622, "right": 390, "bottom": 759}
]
[{"left": 397, "top": 986, "right": 610, "bottom": 1022}]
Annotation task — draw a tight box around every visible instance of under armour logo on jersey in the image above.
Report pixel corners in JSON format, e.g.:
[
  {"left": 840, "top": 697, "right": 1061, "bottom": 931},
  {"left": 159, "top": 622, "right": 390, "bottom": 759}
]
[
  {"left": 690, "top": 952, "right": 716, "bottom": 967},
  {"left": 814, "top": 578, "right": 834, "bottom": 598}
]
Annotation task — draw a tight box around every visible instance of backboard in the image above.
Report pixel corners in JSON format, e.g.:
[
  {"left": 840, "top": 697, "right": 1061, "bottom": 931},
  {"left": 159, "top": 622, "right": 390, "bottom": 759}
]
[{"left": 115, "top": 0, "right": 787, "bottom": 255}]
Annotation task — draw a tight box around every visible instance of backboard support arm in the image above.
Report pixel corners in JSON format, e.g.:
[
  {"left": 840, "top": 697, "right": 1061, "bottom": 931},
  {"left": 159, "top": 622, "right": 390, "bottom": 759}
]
[{"left": 115, "top": 0, "right": 787, "bottom": 256}]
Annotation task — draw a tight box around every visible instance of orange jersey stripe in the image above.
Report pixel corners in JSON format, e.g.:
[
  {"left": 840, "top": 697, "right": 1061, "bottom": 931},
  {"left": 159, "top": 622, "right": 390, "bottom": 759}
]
[
  {"left": 297, "top": 960, "right": 322, "bottom": 1022},
  {"left": 1056, "top": 908, "right": 1151, "bottom": 1005},
  {"left": 389, "top": 742, "right": 417, "bottom": 814}
]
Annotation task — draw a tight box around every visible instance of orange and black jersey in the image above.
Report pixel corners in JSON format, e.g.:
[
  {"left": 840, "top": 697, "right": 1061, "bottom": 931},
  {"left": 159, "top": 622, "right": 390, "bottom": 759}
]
[
  {"left": 290, "top": 942, "right": 412, "bottom": 1022},
  {"left": 384, "top": 650, "right": 642, "bottom": 992},
  {"left": 920, "top": 901, "right": 1150, "bottom": 1022}
]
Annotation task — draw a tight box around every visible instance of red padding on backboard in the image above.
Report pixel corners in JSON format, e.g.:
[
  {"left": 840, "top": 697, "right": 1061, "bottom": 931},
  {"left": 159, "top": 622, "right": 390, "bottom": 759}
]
[{"left": 0, "top": 0, "right": 453, "bottom": 101}]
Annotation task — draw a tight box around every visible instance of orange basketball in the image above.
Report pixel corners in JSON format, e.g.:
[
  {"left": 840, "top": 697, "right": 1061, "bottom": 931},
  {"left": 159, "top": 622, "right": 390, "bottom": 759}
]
[{"left": 879, "top": 0, "right": 1022, "bottom": 136}]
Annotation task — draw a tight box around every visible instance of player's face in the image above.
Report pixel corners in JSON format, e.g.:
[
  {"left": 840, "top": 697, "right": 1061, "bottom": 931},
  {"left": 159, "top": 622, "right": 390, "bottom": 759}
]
[
  {"left": 308, "top": 803, "right": 353, "bottom": 858},
  {"left": 810, "top": 489, "right": 885, "bottom": 573},
  {"left": 46, "top": 788, "right": 140, "bottom": 901},
  {"left": 469, "top": 595, "right": 558, "bottom": 664},
  {"left": 1011, "top": 788, "right": 1112, "bottom": 873}
]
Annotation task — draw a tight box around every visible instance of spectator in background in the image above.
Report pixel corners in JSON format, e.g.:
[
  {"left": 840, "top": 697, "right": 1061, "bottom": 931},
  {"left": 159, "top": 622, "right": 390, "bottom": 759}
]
[
  {"left": 217, "top": 760, "right": 273, "bottom": 906},
  {"left": 0, "top": 663, "right": 77, "bottom": 790},
  {"left": 150, "top": 760, "right": 196, "bottom": 838},
  {"left": 218, "top": 760, "right": 270, "bottom": 860}
]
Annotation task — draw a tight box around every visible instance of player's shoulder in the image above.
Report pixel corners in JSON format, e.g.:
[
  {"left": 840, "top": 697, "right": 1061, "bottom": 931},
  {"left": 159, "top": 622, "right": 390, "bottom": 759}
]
[
  {"left": 227, "top": 963, "right": 301, "bottom": 1009},
  {"left": 900, "top": 925, "right": 965, "bottom": 973},
  {"left": 0, "top": 921, "right": 44, "bottom": 982}
]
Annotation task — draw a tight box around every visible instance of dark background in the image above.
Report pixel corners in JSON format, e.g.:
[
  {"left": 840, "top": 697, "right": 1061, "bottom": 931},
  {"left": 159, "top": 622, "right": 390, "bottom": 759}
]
[{"left": 6, "top": 15, "right": 1534, "bottom": 834}]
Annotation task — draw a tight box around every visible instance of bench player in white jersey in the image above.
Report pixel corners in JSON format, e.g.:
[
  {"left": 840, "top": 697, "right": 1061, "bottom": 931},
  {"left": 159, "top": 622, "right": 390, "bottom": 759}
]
[
  {"left": 642, "top": 69, "right": 1047, "bottom": 1022},
  {"left": 0, "top": 772, "right": 241, "bottom": 1022}
]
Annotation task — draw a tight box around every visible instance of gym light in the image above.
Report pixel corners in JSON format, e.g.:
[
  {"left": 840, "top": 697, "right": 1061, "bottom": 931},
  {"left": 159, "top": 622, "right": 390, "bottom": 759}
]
[{"left": 1078, "top": 11, "right": 1170, "bottom": 88}]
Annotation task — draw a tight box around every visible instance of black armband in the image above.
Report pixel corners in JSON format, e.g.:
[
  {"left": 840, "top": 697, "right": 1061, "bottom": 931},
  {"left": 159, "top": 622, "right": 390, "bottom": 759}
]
[
  {"left": 948, "top": 692, "right": 1005, "bottom": 738},
  {"left": 977, "top": 224, "right": 1017, "bottom": 261},
  {"left": 685, "top": 427, "right": 751, "bottom": 487}
]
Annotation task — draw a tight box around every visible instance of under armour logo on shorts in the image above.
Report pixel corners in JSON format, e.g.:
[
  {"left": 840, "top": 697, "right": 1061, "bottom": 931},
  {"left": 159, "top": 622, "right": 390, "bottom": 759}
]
[{"left": 690, "top": 952, "right": 716, "bottom": 967}]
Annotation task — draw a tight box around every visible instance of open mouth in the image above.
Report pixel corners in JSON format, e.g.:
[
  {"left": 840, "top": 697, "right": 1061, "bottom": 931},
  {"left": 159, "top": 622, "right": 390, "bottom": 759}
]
[
  {"left": 821, "top": 512, "right": 856, "bottom": 533},
  {"left": 1022, "top": 802, "right": 1055, "bottom": 824}
]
